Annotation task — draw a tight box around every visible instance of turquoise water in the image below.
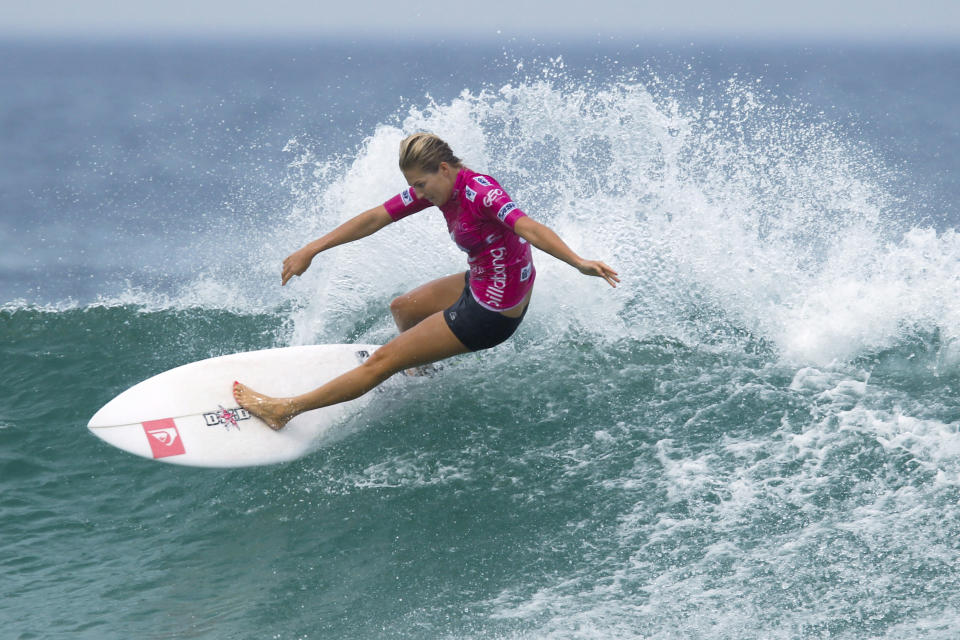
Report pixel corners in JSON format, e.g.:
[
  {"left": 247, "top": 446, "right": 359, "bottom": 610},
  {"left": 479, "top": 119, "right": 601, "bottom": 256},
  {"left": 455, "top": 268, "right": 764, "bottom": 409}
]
[{"left": 3, "top": 39, "right": 960, "bottom": 638}]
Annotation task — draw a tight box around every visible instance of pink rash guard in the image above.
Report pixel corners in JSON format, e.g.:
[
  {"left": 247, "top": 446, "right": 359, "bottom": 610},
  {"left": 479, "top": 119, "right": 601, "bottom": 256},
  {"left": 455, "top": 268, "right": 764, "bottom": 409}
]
[{"left": 383, "top": 168, "right": 536, "bottom": 311}]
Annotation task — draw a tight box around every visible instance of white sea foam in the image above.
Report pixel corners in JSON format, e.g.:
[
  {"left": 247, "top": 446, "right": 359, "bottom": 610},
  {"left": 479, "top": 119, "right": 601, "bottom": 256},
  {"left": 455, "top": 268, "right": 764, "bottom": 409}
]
[
  {"left": 248, "top": 70, "right": 956, "bottom": 371},
  {"left": 477, "top": 376, "right": 960, "bottom": 639}
]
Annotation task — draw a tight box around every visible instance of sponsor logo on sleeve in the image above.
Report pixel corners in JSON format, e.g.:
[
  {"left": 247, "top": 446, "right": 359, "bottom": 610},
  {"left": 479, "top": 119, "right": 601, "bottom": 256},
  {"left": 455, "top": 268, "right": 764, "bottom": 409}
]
[
  {"left": 497, "top": 202, "right": 517, "bottom": 221},
  {"left": 520, "top": 263, "right": 532, "bottom": 281},
  {"left": 473, "top": 176, "right": 492, "bottom": 187},
  {"left": 483, "top": 189, "right": 505, "bottom": 208},
  {"left": 142, "top": 419, "right": 186, "bottom": 459},
  {"left": 400, "top": 188, "right": 414, "bottom": 206},
  {"left": 465, "top": 186, "right": 477, "bottom": 202}
]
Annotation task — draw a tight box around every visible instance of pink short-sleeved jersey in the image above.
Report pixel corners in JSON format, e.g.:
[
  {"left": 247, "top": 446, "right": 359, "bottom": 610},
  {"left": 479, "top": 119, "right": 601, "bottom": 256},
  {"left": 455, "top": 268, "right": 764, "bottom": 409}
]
[{"left": 383, "top": 168, "right": 536, "bottom": 311}]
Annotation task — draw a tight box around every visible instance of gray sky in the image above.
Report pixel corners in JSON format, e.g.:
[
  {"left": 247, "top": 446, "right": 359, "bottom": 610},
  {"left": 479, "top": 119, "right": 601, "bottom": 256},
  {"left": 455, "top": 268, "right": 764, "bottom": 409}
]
[{"left": 2, "top": 0, "right": 959, "bottom": 41}]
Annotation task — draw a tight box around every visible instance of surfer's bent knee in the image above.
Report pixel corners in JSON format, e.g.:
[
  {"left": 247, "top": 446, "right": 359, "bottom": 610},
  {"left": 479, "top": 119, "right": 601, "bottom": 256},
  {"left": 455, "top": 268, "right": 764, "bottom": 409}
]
[
  {"left": 389, "top": 294, "right": 418, "bottom": 331},
  {"left": 388, "top": 295, "right": 405, "bottom": 319}
]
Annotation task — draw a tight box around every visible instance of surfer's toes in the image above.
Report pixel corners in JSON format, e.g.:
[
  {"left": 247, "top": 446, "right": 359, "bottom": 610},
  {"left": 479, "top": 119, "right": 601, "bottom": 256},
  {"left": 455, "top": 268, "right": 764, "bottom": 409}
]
[{"left": 232, "top": 381, "right": 255, "bottom": 411}]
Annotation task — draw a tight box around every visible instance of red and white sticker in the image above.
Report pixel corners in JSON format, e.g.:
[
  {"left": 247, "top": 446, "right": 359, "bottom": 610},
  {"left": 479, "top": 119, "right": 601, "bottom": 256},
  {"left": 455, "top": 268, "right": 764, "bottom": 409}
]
[{"left": 142, "top": 419, "right": 186, "bottom": 459}]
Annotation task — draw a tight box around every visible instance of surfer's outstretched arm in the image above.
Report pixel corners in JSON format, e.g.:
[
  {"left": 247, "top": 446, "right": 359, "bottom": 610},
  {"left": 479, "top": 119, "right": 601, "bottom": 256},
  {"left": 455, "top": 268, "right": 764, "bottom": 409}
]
[
  {"left": 513, "top": 216, "right": 619, "bottom": 288},
  {"left": 281, "top": 205, "right": 394, "bottom": 285}
]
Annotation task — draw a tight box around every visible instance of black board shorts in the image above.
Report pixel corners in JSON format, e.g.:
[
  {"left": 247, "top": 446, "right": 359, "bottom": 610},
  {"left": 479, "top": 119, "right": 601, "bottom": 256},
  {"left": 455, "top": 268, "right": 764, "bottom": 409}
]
[{"left": 443, "top": 272, "right": 528, "bottom": 352}]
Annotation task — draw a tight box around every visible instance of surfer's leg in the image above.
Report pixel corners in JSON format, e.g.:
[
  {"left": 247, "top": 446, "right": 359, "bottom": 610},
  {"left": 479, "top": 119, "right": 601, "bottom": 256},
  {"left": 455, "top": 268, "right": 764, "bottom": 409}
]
[
  {"left": 390, "top": 271, "right": 466, "bottom": 332},
  {"left": 234, "top": 310, "right": 469, "bottom": 430}
]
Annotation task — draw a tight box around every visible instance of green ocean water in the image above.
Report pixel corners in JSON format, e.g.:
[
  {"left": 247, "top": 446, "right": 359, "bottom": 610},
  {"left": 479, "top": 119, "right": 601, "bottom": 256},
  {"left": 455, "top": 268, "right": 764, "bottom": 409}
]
[
  {"left": 4, "top": 301, "right": 960, "bottom": 638},
  {"left": 4, "top": 40, "right": 960, "bottom": 638}
]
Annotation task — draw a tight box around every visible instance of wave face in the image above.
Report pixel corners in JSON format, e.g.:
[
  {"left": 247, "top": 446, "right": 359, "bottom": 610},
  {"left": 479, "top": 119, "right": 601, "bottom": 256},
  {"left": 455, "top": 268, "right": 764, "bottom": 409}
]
[{"left": 3, "top": 43, "right": 960, "bottom": 639}]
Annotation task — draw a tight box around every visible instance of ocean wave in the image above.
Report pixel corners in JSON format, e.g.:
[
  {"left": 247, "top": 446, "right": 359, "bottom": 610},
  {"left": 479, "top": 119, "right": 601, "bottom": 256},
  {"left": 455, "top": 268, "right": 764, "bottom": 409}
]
[
  {"left": 266, "top": 70, "right": 954, "bottom": 367},
  {"left": 9, "top": 67, "right": 953, "bottom": 370}
]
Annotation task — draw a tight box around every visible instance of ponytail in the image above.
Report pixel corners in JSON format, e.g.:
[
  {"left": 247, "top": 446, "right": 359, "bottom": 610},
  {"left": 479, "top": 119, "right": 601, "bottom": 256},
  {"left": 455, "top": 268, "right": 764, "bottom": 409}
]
[{"left": 399, "top": 133, "right": 461, "bottom": 173}]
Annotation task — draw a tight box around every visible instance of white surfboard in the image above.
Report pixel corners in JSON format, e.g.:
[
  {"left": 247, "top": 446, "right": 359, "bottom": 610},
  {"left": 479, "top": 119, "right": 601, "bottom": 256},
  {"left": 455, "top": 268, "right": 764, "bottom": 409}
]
[{"left": 88, "top": 344, "right": 381, "bottom": 467}]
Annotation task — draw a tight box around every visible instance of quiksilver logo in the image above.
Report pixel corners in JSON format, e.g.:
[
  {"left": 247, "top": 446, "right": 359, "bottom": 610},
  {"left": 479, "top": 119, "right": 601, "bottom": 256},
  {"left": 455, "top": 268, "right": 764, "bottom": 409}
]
[
  {"left": 148, "top": 427, "right": 179, "bottom": 446},
  {"left": 142, "top": 419, "right": 186, "bottom": 458}
]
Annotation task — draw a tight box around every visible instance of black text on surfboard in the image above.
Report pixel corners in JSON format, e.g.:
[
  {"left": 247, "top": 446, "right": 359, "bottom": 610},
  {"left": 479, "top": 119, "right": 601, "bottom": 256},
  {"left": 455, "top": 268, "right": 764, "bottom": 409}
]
[{"left": 203, "top": 407, "right": 251, "bottom": 430}]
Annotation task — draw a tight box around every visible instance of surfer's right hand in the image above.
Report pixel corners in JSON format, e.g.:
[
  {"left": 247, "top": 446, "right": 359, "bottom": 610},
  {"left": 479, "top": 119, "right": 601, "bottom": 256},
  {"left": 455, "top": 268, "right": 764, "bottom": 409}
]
[{"left": 281, "top": 247, "right": 315, "bottom": 286}]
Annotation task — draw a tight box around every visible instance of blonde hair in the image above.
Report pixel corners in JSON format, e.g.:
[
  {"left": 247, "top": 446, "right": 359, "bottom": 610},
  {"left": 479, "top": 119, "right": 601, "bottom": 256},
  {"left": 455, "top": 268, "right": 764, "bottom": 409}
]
[{"left": 399, "top": 133, "right": 461, "bottom": 173}]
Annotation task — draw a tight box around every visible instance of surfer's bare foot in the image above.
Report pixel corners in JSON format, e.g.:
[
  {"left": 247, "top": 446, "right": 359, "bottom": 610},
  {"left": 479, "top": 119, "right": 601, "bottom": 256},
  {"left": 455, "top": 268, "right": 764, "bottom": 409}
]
[{"left": 232, "top": 381, "right": 295, "bottom": 431}]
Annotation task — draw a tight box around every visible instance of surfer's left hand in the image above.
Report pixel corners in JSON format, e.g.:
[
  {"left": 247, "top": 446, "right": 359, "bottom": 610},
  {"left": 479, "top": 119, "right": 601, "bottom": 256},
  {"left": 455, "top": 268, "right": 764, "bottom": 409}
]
[{"left": 578, "top": 260, "right": 620, "bottom": 287}]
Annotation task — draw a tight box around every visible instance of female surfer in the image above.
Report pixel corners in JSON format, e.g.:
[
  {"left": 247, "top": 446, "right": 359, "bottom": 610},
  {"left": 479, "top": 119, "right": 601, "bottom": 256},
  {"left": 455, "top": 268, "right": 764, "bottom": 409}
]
[{"left": 234, "top": 133, "right": 619, "bottom": 429}]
